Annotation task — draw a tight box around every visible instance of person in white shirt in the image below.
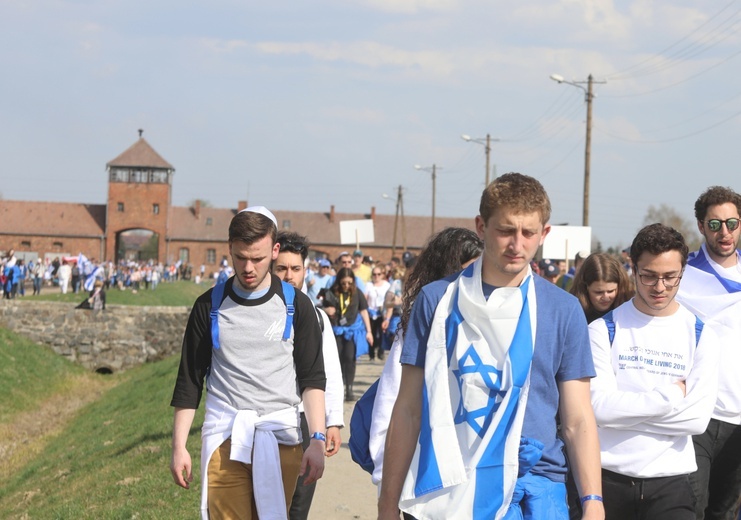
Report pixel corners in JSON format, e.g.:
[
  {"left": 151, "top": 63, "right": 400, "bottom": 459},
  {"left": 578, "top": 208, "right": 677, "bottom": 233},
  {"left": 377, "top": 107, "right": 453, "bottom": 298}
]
[
  {"left": 590, "top": 223, "right": 720, "bottom": 520},
  {"left": 273, "top": 231, "right": 345, "bottom": 520},
  {"left": 676, "top": 186, "right": 741, "bottom": 520},
  {"left": 57, "top": 259, "right": 72, "bottom": 294},
  {"left": 364, "top": 265, "right": 390, "bottom": 361}
]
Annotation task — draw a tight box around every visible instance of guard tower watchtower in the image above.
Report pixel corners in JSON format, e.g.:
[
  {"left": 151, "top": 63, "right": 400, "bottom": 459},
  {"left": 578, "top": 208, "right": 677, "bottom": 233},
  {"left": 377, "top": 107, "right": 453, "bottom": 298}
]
[{"left": 105, "top": 130, "right": 174, "bottom": 263}]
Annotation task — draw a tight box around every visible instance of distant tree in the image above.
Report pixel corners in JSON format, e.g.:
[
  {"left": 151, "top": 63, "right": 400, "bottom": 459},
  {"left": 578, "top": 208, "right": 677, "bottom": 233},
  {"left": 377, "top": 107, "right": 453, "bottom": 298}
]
[
  {"left": 188, "top": 199, "right": 212, "bottom": 208},
  {"left": 642, "top": 204, "right": 701, "bottom": 251}
]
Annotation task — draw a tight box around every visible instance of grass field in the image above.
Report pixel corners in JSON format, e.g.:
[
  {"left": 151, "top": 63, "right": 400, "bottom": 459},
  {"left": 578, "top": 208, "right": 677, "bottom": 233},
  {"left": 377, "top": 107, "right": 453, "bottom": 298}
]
[
  {"left": 0, "top": 328, "right": 205, "bottom": 519},
  {"left": 30, "top": 280, "right": 210, "bottom": 307}
]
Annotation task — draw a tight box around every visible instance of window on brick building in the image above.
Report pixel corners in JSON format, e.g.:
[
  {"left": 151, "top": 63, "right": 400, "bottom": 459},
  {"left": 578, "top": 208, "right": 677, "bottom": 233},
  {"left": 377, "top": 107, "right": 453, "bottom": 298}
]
[
  {"left": 179, "top": 248, "right": 189, "bottom": 263},
  {"left": 207, "top": 249, "right": 216, "bottom": 264},
  {"left": 206, "top": 217, "right": 213, "bottom": 226},
  {"left": 117, "top": 202, "right": 124, "bottom": 212},
  {"left": 53, "top": 241, "right": 63, "bottom": 250},
  {"left": 282, "top": 220, "right": 291, "bottom": 229},
  {"left": 21, "top": 240, "right": 31, "bottom": 248},
  {"left": 153, "top": 203, "right": 160, "bottom": 215}
]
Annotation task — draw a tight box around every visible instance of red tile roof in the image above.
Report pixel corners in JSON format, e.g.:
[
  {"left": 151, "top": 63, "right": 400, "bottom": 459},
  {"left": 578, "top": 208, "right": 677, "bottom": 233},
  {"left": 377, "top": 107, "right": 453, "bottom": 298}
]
[
  {"left": 1, "top": 198, "right": 475, "bottom": 250},
  {"left": 107, "top": 138, "right": 174, "bottom": 170},
  {"left": 0, "top": 200, "right": 105, "bottom": 237},
  {"left": 167, "top": 205, "right": 474, "bottom": 248}
]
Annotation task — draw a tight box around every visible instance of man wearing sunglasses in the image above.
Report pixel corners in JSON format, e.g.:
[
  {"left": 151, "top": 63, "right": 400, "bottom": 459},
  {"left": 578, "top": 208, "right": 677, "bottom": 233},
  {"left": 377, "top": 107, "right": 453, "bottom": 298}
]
[
  {"left": 677, "top": 186, "right": 741, "bottom": 520},
  {"left": 589, "top": 223, "right": 719, "bottom": 520}
]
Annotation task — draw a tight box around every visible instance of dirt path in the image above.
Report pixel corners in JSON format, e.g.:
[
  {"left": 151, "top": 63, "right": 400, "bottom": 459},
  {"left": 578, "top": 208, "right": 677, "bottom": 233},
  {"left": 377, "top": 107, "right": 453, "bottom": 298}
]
[
  {"left": 310, "top": 357, "right": 385, "bottom": 520},
  {"left": 0, "top": 373, "right": 113, "bottom": 479}
]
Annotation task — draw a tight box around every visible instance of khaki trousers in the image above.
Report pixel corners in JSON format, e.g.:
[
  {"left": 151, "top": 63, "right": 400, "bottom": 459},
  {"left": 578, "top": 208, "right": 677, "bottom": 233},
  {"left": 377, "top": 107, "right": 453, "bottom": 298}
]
[{"left": 208, "top": 437, "right": 302, "bottom": 519}]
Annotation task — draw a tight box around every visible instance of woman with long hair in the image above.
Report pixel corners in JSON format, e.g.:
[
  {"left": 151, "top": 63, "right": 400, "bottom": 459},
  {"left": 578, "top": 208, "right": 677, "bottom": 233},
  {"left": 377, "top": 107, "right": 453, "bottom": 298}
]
[
  {"left": 569, "top": 253, "right": 634, "bottom": 323},
  {"left": 323, "top": 267, "right": 374, "bottom": 401},
  {"left": 367, "top": 227, "right": 484, "bottom": 489}
]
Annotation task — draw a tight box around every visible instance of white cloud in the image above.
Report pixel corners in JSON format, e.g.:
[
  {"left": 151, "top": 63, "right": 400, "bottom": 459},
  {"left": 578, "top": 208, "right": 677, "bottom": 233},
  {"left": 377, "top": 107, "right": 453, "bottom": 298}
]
[
  {"left": 254, "top": 40, "right": 455, "bottom": 76},
  {"left": 355, "top": 0, "right": 457, "bottom": 14},
  {"left": 511, "top": 0, "right": 633, "bottom": 43},
  {"left": 323, "top": 106, "right": 387, "bottom": 124}
]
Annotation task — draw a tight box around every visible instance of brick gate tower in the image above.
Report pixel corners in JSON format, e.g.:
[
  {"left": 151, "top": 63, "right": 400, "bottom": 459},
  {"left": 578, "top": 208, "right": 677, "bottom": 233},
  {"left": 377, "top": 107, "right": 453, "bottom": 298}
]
[{"left": 105, "top": 131, "right": 174, "bottom": 263}]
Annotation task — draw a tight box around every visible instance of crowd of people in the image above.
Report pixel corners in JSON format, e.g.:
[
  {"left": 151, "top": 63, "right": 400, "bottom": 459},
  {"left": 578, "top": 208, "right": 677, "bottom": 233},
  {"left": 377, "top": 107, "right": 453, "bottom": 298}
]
[
  {"left": 162, "top": 179, "right": 741, "bottom": 520},
  {"left": 5, "top": 176, "right": 740, "bottom": 520},
  {"left": 0, "top": 252, "right": 227, "bottom": 301}
]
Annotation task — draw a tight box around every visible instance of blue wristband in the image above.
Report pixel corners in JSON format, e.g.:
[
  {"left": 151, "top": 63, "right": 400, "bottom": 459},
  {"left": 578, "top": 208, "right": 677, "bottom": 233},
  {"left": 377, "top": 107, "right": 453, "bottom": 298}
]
[
  {"left": 310, "top": 432, "right": 326, "bottom": 442},
  {"left": 580, "top": 494, "right": 603, "bottom": 505}
]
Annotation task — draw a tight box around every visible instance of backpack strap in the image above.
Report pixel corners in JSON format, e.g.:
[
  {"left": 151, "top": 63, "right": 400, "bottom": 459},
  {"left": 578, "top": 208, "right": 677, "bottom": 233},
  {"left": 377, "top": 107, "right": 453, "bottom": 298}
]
[
  {"left": 695, "top": 315, "right": 704, "bottom": 346},
  {"left": 604, "top": 310, "right": 703, "bottom": 348},
  {"left": 281, "top": 281, "right": 295, "bottom": 342},
  {"left": 603, "top": 310, "right": 616, "bottom": 346},
  {"left": 210, "top": 281, "right": 227, "bottom": 350}
]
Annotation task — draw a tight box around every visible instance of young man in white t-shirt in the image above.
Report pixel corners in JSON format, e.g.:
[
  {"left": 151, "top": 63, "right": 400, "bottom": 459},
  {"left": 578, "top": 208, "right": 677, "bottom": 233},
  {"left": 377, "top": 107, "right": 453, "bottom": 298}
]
[
  {"left": 676, "top": 185, "right": 741, "bottom": 520},
  {"left": 590, "top": 223, "right": 720, "bottom": 519}
]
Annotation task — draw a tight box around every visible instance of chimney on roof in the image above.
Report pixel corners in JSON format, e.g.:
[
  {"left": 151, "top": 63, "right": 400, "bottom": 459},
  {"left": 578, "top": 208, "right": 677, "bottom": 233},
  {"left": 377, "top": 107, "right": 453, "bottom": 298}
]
[
  {"left": 371, "top": 206, "right": 376, "bottom": 220},
  {"left": 194, "top": 199, "right": 201, "bottom": 219},
  {"left": 138, "top": 128, "right": 143, "bottom": 138},
  {"left": 330, "top": 205, "right": 335, "bottom": 223},
  {"left": 237, "top": 200, "right": 247, "bottom": 212}
]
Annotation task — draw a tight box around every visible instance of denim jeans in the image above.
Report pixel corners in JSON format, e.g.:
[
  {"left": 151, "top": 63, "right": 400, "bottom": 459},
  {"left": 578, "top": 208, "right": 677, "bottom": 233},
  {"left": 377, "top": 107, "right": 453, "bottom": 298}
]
[
  {"left": 602, "top": 469, "right": 695, "bottom": 520},
  {"left": 689, "top": 418, "right": 741, "bottom": 520}
]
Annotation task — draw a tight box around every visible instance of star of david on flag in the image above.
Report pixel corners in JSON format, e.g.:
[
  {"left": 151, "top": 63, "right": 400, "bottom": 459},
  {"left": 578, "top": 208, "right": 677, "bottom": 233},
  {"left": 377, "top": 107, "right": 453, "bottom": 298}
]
[{"left": 453, "top": 346, "right": 508, "bottom": 438}]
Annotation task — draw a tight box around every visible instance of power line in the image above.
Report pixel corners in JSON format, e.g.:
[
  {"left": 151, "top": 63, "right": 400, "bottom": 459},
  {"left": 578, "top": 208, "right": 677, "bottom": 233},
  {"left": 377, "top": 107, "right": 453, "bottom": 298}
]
[
  {"left": 594, "top": 109, "right": 741, "bottom": 143},
  {"left": 605, "top": 0, "right": 741, "bottom": 80}
]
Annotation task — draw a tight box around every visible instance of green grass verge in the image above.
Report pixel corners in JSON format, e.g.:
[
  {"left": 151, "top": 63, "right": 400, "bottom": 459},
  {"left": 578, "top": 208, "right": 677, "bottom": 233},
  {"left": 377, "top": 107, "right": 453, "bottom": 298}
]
[
  {"left": 30, "top": 280, "right": 209, "bottom": 307},
  {"left": 0, "top": 328, "right": 88, "bottom": 421},
  {"left": 0, "top": 352, "right": 205, "bottom": 519}
]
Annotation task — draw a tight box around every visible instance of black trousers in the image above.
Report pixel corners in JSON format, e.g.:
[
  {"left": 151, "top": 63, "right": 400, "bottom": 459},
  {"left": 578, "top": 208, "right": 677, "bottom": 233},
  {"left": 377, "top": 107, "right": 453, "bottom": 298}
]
[
  {"left": 602, "top": 468, "right": 695, "bottom": 520},
  {"left": 336, "top": 334, "right": 356, "bottom": 387},
  {"left": 689, "top": 418, "right": 741, "bottom": 520},
  {"left": 289, "top": 412, "right": 316, "bottom": 520},
  {"left": 369, "top": 315, "right": 385, "bottom": 360}
]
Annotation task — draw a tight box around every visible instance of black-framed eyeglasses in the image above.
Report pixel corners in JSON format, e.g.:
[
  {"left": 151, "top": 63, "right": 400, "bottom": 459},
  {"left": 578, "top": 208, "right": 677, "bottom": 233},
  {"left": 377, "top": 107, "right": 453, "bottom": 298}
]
[
  {"left": 705, "top": 218, "right": 740, "bottom": 232},
  {"left": 636, "top": 271, "right": 683, "bottom": 289}
]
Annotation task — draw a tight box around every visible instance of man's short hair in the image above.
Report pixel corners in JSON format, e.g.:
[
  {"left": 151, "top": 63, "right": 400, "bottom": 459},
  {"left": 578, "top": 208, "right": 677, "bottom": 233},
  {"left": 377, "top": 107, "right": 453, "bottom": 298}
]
[
  {"left": 630, "top": 223, "right": 689, "bottom": 268},
  {"left": 694, "top": 186, "right": 741, "bottom": 222},
  {"left": 276, "top": 231, "right": 309, "bottom": 261},
  {"left": 479, "top": 172, "right": 551, "bottom": 224},
  {"left": 228, "top": 211, "right": 277, "bottom": 245}
]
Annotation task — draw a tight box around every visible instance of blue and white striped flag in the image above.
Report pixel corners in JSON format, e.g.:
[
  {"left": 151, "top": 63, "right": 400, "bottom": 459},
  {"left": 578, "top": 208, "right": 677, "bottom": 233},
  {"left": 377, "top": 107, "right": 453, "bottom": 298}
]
[
  {"left": 77, "top": 253, "right": 89, "bottom": 273},
  {"left": 399, "top": 258, "right": 537, "bottom": 520},
  {"left": 83, "top": 264, "right": 104, "bottom": 291}
]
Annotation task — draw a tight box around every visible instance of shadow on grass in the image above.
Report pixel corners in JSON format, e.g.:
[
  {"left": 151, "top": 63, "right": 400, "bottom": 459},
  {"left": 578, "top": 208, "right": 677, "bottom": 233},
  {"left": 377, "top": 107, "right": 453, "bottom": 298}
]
[{"left": 114, "top": 426, "right": 200, "bottom": 456}]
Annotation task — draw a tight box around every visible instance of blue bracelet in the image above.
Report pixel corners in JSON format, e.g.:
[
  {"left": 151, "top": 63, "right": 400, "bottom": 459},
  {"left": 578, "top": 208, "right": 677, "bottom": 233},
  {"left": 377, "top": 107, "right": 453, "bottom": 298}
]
[
  {"left": 310, "top": 432, "right": 326, "bottom": 442},
  {"left": 580, "top": 494, "right": 603, "bottom": 505}
]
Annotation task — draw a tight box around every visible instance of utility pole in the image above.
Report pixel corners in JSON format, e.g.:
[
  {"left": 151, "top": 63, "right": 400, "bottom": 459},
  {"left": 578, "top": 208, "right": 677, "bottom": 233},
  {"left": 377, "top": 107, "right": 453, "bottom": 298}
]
[
  {"left": 549, "top": 73, "right": 605, "bottom": 227},
  {"left": 462, "top": 134, "right": 500, "bottom": 187},
  {"left": 431, "top": 164, "right": 436, "bottom": 236},
  {"left": 391, "top": 184, "right": 402, "bottom": 257},
  {"left": 414, "top": 164, "right": 441, "bottom": 237},
  {"left": 485, "top": 134, "right": 491, "bottom": 186},
  {"left": 583, "top": 75, "right": 594, "bottom": 227},
  {"left": 400, "top": 186, "right": 407, "bottom": 252}
]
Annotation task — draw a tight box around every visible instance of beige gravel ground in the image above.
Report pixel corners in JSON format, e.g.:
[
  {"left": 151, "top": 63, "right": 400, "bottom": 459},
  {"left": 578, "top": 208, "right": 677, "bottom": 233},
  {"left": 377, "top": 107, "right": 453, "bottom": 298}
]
[{"left": 309, "top": 356, "right": 385, "bottom": 520}]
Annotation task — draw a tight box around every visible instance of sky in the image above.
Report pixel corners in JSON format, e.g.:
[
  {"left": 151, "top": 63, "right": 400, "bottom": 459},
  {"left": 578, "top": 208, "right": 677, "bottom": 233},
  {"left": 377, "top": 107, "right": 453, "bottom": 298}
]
[{"left": 2, "top": 0, "right": 740, "bottom": 250}]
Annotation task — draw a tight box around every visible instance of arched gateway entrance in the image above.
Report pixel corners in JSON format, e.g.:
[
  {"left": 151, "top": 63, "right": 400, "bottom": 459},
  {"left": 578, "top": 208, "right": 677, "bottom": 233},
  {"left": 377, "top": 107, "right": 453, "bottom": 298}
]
[{"left": 115, "top": 229, "right": 159, "bottom": 263}]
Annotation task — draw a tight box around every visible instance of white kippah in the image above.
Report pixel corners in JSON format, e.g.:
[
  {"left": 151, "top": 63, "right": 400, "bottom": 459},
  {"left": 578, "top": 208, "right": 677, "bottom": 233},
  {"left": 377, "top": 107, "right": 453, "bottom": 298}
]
[{"left": 239, "top": 205, "right": 278, "bottom": 227}]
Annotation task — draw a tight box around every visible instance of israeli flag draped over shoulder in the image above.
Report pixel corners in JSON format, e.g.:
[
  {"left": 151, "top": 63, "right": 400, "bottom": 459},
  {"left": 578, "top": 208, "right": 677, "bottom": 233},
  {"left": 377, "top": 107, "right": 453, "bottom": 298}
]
[
  {"left": 680, "top": 245, "right": 741, "bottom": 313},
  {"left": 399, "top": 257, "right": 537, "bottom": 520}
]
